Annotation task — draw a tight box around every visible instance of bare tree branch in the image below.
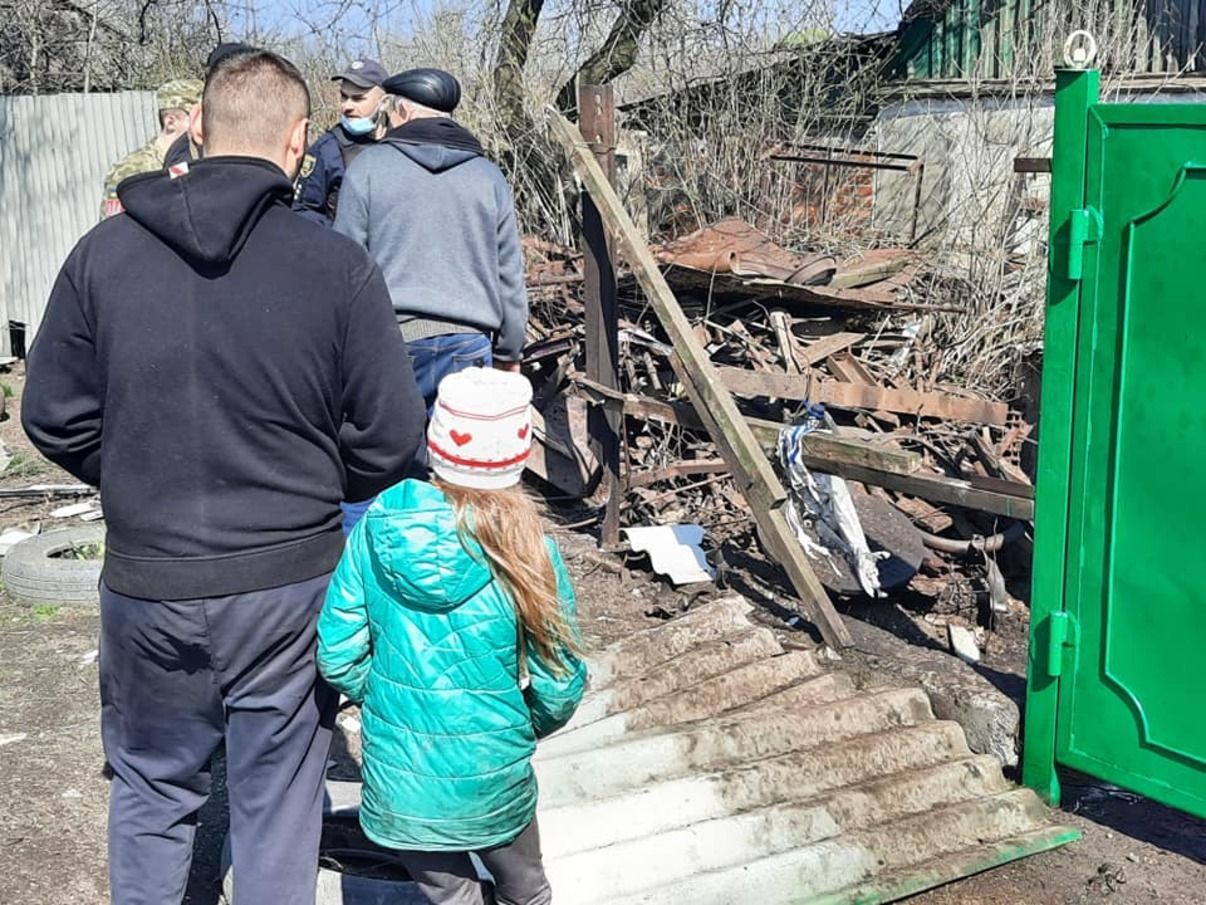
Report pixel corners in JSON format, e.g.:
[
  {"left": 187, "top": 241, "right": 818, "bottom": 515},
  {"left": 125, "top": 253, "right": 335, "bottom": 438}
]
[{"left": 556, "top": 0, "right": 669, "bottom": 116}]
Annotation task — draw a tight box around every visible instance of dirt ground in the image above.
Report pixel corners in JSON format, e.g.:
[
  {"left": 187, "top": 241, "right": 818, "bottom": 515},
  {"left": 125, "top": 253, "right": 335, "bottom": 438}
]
[{"left": 0, "top": 365, "right": 1203, "bottom": 905}]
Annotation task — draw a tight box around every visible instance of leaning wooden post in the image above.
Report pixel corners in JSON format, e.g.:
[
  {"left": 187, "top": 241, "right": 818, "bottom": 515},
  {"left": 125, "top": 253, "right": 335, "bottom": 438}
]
[
  {"left": 548, "top": 106, "right": 854, "bottom": 650},
  {"left": 578, "top": 84, "right": 623, "bottom": 549}
]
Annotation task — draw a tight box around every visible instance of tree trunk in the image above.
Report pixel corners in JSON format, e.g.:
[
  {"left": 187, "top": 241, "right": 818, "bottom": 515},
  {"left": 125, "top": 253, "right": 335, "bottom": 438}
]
[
  {"left": 492, "top": 0, "right": 546, "bottom": 134},
  {"left": 556, "top": 0, "right": 668, "bottom": 117}
]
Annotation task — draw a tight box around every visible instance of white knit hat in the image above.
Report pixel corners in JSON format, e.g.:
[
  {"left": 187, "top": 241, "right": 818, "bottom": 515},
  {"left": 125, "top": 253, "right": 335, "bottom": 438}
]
[{"left": 428, "top": 368, "right": 533, "bottom": 490}]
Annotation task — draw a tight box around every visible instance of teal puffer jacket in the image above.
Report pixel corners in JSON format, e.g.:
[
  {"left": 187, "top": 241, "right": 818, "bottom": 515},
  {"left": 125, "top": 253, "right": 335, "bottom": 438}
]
[{"left": 316, "top": 479, "right": 587, "bottom": 852}]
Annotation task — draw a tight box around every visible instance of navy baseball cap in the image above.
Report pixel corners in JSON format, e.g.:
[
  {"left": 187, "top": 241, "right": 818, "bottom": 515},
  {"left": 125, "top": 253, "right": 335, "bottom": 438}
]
[{"left": 332, "top": 58, "right": 387, "bottom": 90}]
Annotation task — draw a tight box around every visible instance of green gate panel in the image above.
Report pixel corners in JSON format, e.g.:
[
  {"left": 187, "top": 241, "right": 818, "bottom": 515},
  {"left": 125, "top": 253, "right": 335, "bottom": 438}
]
[{"left": 1026, "top": 76, "right": 1206, "bottom": 820}]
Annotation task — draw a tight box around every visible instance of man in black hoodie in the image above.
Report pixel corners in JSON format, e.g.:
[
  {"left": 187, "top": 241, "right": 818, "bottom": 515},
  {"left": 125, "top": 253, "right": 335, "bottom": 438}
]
[{"left": 23, "top": 50, "right": 425, "bottom": 905}]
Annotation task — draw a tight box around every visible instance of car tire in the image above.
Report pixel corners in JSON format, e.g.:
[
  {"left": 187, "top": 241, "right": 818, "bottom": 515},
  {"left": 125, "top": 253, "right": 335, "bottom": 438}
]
[{"left": 2, "top": 526, "right": 105, "bottom": 606}]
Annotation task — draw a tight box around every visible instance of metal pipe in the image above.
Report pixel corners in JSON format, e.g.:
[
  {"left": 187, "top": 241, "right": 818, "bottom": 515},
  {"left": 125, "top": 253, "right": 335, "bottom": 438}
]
[{"left": 920, "top": 521, "right": 1027, "bottom": 555}]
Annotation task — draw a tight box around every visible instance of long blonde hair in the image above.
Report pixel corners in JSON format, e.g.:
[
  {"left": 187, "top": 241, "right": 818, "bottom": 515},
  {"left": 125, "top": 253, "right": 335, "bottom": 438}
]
[{"left": 435, "top": 480, "right": 581, "bottom": 673}]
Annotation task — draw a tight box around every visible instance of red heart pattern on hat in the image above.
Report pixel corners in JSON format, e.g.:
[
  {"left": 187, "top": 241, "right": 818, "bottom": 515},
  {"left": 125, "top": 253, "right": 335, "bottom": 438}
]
[
  {"left": 518, "top": 424, "right": 530, "bottom": 440},
  {"left": 450, "top": 430, "right": 473, "bottom": 447}
]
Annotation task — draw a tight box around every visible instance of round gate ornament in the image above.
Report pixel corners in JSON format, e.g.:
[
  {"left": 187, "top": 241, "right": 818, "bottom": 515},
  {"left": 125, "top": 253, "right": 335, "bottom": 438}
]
[{"left": 1063, "top": 30, "right": 1099, "bottom": 69}]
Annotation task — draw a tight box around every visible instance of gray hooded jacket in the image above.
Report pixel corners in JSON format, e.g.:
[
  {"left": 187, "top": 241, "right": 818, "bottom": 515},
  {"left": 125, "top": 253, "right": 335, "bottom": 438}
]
[{"left": 334, "top": 121, "right": 528, "bottom": 362}]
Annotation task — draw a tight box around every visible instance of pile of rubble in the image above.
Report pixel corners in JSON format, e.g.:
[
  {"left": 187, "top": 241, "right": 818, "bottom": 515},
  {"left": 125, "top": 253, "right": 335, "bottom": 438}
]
[{"left": 520, "top": 216, "right": 1037, "bottom": 652}]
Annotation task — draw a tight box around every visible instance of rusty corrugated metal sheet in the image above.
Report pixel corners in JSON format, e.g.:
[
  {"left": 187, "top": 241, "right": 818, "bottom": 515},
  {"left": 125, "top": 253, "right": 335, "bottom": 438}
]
[{"left": 0, "top": 91, "right": 156, "bottom": 354}]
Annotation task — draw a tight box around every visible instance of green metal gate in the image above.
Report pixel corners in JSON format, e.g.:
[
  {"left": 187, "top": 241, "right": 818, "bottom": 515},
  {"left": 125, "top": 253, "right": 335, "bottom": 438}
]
[{"left": 1025, "top": 67, "right": 1206, "bottom": 819}]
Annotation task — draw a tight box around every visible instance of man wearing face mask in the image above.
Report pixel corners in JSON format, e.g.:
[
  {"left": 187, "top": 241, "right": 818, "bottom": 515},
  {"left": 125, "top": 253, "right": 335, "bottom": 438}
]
[
  {"left": 292, "top": 58, "right": 387, "bottom": 226},
  {"left": 23, "top": 49, "right": 424, "bottom": 905},
  {"left": 100, "top": 78, "right": 202, "bottom": 219}
]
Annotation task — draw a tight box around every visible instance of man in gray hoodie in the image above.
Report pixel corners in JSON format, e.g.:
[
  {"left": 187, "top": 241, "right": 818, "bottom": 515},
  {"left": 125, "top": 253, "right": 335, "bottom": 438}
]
[{"left": 334, "top": 68, "right": 527, "bottom": 392}]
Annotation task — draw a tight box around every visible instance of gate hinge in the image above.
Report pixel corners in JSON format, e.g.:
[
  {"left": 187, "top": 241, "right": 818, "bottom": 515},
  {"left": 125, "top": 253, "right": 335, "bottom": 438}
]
[
  {"left": 1044, "top": 611, "right": 1078, "bottom": 678},
  {"left": 1067, "top": 207, "right": 1102, "bottom": 281}
]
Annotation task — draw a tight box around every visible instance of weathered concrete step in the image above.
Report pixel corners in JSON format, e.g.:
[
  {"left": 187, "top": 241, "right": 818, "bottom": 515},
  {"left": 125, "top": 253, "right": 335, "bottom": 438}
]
[
  {"left": 536, "top": 686, "right": 935, "bottom": 808},
  {"left": 537, "top": 652, "right": 831, "bottom": 758},
  {"left": 586, "top": 596, "right": 754, "bottom": 688},
  {"left": 805, "top": 825, "right": 1082, "bottom": 905},
  {"left": 568, "top": 627, "right": 783, "bottom": 728},
  {"left": 598, "top": 788, "right": 1051, "bottom": 905},
  {"left": 546, "top": 755, "right": 1010, "bottom": 897},
  {"left": 539, "top": 720, "right": 974, "bottom": 858}
]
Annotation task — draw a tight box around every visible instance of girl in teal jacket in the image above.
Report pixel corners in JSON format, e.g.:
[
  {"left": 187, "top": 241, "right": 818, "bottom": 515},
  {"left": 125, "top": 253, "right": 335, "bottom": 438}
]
[{"left": 317, "top": 367, "right": 586, "bottom": 905}]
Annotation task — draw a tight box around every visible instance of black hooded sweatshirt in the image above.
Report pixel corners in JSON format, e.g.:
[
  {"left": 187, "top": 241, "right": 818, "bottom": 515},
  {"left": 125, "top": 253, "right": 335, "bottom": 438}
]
[{"left": 23, "top": 157, "right": 426, "bottom": 600}]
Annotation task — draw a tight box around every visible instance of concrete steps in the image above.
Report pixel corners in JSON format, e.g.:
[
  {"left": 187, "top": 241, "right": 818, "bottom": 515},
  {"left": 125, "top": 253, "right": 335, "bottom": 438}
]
[{"left": 246, "top": 595, "right": 1076, "bottom": 905}]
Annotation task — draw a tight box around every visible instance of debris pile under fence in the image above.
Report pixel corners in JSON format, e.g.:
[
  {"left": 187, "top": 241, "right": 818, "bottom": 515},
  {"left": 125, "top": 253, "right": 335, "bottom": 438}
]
[{"left": 520, "top": 213, "right": 1038, "bottom": 637}]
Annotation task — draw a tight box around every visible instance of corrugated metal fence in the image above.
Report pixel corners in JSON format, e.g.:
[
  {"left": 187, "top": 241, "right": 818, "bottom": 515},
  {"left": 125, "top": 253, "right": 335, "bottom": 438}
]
[{"left": 0, "top": 91, "right": 156, "bottom": 355}]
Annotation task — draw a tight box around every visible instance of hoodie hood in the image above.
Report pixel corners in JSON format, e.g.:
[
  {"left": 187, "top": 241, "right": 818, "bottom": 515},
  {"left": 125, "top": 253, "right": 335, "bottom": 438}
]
[
  {"left": 362, "top": 479, "right": 493, "bottom": 612},
  {"left": 117, "top": 157, "right": 293, "bottom": 266},
  {"left": 383, "top": 118, "right": 483, "bottom": 173}
]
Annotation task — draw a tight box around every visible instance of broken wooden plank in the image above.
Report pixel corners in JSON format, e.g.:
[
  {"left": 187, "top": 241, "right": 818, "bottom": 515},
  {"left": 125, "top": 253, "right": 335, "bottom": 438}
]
[
  {"left": 571, "top": 377, "right": 923, "bottom": 478},
  {"left": 831, "top": 462, "right": 1034, "bottom": 520},
  {"left": 769, "top": 311, "right": 801, "bottom": 374},
  {"left": 825, "top": 350, "right": 878, "bottom": 386},
  {"left": 629, "top": 459, "right": 730, "bottom": 488},
  {"left": 716, "top": 367, "right": 1010, "bottom": 426},
  {"left": 549, "top": 108, "right": 854, "bottom": 650},
  {"left": 829, "top": 253, "right": 914, "bottom": 289},
  {"left": 825, "top": 351, "right": 901, "bottom": 427},
  {"left": 570, "top": 376, "right": 1027, "bottom": 518},
  {"left": 797, "top": 331, "right": 864, "bottom": 366}
]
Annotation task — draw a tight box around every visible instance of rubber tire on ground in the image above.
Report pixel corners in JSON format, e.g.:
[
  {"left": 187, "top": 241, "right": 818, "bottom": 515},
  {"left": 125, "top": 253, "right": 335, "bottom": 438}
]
[{"left": 2, "top": 526, "right": 105, "bottom": 606}]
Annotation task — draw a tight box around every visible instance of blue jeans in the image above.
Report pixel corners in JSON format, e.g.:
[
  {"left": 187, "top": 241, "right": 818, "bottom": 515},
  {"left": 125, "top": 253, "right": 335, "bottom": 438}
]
[{"left": 340, "top": 331, "right": 492, "bottom": 534}]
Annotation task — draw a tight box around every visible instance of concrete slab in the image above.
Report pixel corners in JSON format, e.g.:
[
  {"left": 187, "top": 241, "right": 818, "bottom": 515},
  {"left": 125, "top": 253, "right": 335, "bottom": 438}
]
[
  {"left": 282, "top": 597, "right": 1072, "bottom": 905},
  {"left": 844, "top": 617, "right": 1021, "bottom": 767}
]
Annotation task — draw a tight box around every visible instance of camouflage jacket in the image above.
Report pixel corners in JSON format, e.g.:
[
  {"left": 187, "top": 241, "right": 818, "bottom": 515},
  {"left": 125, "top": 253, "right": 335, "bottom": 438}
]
[{"left": 100, "top": 136, "right": 169, "bottom": 220}]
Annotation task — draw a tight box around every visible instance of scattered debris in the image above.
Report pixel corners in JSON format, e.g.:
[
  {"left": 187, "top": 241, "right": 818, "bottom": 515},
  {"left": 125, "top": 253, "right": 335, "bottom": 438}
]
[
  {"left": 0, "top": 732, "right": 28, "bottom": 747},
  {"left": 80, "top": 649, "right": 99, "bottom": 667},
  {"left": 51, "top": 501, "right": 97, "bottom": 519},
  {"left": 948, "top": 624, "right": 982, "bottom": 665},
  {"left": 622, "top": 525, "right": 715, "bottom": 586},
  {"left": 1086, "top": 861, "right": 1128, "bottom": 894},
  {"left": 0, "top": 528, "right": 37, "bottom": 556},
  {"left": 0, "top": 483, "right": 95, "bottom": 499}
]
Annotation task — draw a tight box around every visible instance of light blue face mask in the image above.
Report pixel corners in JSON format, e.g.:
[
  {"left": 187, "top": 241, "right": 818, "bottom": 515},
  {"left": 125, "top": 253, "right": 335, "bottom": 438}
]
[{"left": 341, "top": 115, "right": 376, "bottom": 136}]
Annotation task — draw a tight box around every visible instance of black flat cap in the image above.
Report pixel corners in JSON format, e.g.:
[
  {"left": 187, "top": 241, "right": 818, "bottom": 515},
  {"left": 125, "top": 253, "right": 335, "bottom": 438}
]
[
  {"left": 333, "top": 58, "right": 387, "bottom": 90},
  {"left": 383, "top": 68, "right": 461, "bottom": 113},
  {"left": 205, "top": 42, "right": 258, "bottom": 75}
]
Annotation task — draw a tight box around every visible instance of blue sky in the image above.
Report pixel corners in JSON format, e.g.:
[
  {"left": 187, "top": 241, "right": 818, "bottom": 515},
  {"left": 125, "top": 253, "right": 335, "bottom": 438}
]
[{"left": 223, "top": 0, "right": 903, "bottom": 48}]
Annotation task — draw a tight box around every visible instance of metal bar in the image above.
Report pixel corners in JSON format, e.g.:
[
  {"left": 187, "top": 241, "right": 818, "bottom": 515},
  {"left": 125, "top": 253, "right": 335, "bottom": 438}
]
[
  {"left": 1014, "top": 157, "right": 1053, "bottom": 173},
  {"left": 770, "top": 154, "right": 916, "bottom": 173},
  {"left": 779, "top": 141, "right": 920, "bottom": 162},
  {"left": 911, "top": 160, "right": 925, "bottom": 243},
  {"left": 578, "top": 83, "right": 623, "bottom": 549},
  {"left": 549, "top": 108, "right": 855, "bottom": 650}
]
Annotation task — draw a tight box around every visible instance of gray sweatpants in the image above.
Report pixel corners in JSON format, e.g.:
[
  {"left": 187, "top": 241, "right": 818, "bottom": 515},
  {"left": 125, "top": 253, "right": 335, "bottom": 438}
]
[
  {"left": 99, "top": 574, "right": 338, "bottom": 905},
  {"left": 398, "top": 820, "right": 551, "bottom": 905}
]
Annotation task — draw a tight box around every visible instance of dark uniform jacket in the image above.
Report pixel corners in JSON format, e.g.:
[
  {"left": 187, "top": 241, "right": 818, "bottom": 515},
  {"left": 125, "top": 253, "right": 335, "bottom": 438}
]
[
  {"left": 23, "top": 157, "right": 425, "bottom": 600},
  {"left": 292, "top": 124, "right": 377, "bottom": 226}
]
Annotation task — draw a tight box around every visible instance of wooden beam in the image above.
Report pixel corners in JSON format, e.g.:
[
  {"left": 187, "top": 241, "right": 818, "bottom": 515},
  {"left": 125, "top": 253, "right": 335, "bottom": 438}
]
[
  {"left": 825, "top": 350, "right": 878, "bottom": 386},
  {"left": 571, "top": 376, "right": 923, "bottom": 478},
  {"left": 797, "top": 331, "right": 864, "bottom": 366},
  {"left": 629, "top": 459, "right": 730, "bottom": 487},
  {"left": 571, "top": 377, "right": 1029, "bottom": 518},
  {"left": 549, "top": 108, "right": 854, "bottom": 649},
  {"left": 579, "top": 83, "right": 623, "bottom": 548},
  {"left": 827, "top": 462, "right": 1034, "bottom": 520},
  {"left": 717, "top": 367, "right": 1010, "bottom": 426}
]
